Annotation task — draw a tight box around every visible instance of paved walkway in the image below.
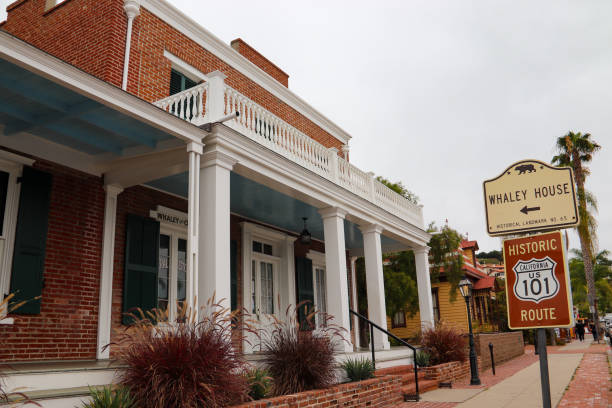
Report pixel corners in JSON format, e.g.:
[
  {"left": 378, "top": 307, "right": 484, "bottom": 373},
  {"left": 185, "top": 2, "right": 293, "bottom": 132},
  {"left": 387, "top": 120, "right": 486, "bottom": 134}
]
[{"left": 399, "top": 334, "right": 611, "bottom": 408}]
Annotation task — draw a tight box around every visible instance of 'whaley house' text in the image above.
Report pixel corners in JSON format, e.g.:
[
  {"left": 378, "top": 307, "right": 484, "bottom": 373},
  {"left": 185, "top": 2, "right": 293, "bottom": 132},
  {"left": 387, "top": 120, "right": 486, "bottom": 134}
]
[{"left": 488, "top": 183, "right": 571, "bottom": 205}]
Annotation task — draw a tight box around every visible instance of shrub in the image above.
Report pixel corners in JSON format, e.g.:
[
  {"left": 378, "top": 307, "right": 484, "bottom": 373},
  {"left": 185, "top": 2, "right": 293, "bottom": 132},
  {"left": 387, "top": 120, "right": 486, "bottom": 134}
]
[
  {"left": 414, "top": 350, "right": 431, "bottom": 367},
  {"left": 341, "top": 357, "right": 374, "bottom": 382},
  {"left": 244, "top": 367, "right": 272, "bottom": 401},
  {"left": 420, "top": 322, "right": 467, "bottom": 365},
  {"left": 261, "top": 305, "right": 347, "bottom": 396},
  {"left": 80, "top": 386, "right": 135, "bottom": 408},
  {"left": 111, "top": 301, "right": 250, "bottom": 408}
]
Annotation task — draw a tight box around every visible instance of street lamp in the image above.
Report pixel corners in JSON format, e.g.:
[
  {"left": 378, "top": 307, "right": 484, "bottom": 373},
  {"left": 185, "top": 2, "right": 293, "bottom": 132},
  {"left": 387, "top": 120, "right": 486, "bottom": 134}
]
[{"left": 459, "top": 278, "right": 481, "bottom": 386}]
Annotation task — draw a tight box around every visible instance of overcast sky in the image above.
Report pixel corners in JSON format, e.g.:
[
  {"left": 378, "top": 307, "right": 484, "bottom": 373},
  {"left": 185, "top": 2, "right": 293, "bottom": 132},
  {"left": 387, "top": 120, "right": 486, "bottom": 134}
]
[{"left": 2, "top": 1, "right": 610, "bottom": 254}]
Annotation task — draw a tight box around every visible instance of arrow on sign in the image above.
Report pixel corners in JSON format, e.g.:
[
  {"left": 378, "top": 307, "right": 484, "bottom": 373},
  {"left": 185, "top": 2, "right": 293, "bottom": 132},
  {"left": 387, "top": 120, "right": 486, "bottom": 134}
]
[{"left": 520, "top": 205, "right": 541, "bottom": 215}]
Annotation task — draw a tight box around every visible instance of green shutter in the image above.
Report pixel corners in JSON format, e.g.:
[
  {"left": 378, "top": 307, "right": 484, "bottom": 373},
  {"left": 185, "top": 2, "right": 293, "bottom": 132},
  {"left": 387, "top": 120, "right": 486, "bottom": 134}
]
[
  {"left": 9, "top": 167, "right": 52, "bottom": 315},
  {"left": 122, "top": 214, "right": 159, "bottom": 324},
  {"left": 295, "top": 257, "right": 314, "bottom": 330},
  {"left": 230, "top": 240, "right": 237, "bottom": 311},
  {"left": 169, "top": 69, "right": 183, "bottom": 96}
]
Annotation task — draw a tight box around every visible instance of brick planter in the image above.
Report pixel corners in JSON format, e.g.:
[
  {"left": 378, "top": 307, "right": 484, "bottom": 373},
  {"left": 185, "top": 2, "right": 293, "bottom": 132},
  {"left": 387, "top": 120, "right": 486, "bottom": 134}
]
[
  {"left": 474, "top": 332, "right": 524, "bottom": 369},
  {"left": 231, "top": 375, "right": 403, "bottom": 408},
  {"left": 420, "top": 357, "right": 482, "bottom": 382}
]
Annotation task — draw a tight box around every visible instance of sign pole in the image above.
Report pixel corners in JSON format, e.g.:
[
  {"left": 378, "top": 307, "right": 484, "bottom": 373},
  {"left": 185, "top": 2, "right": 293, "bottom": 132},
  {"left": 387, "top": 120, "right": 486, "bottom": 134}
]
[{"left": 536, "top": 328, "right": 552, "bottom": 408}]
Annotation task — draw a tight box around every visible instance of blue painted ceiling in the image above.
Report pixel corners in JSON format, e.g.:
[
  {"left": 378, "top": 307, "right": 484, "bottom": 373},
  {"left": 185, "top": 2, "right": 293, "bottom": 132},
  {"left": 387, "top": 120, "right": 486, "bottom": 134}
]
[
  {"left": 146, "top": 172, "right": 403, "bottom": 251},
  {"left": 0, "top": 58, "right": 174, "bottom": 155}
]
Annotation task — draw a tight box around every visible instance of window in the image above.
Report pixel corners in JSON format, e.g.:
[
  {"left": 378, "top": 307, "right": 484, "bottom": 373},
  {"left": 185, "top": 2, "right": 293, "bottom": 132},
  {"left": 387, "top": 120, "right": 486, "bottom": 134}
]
[
  {"left": 156, "top": 230, "right": 187, "bottom": 321},
  {"left": 250, "top": 237, "right": 279, "bottom": 318},
  {"left": 432, "top": 288, "right": 441, "bottom": 323},
  {"left": 170, "top": 69, "right": 197, "bottom": 96},
  {"left": 392, "top": 311, "right": 406, "bottom": 328},
  {"left": 314, "top": 266, "right": 327, "bottom": 327},
  {"left": 0, "top": 154, "right": 37, "bottom": 317},
  {"left": 252, "top": 240, "right": 273, "bottom": 256}
]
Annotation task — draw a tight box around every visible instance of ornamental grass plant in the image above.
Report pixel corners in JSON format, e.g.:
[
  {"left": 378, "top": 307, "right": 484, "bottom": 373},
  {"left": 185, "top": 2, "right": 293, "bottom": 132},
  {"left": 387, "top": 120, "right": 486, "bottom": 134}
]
[
  {"left": 420, "top": 322, "right": 467, "bottom": 365},
  {"left": 261, "top": 304, "right": 347, "bottom": 396},
  {"left": 110, "top": 299, "right": 252, "bottom": 408},
  {"left": 80, "top": 386, "right": 135, "bottom": 408}
]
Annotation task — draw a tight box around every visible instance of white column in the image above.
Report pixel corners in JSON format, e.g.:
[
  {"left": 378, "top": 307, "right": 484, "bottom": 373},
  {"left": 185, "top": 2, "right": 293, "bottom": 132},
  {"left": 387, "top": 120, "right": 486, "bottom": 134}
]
[
  {"left": 414, "top": 246, "right": 434, "bottom": 329},
  {"left": 360, "top": 223, "right": 390, "bottom": 350},
  {"left": 96, "top": 184, "right": 123, "bottom": 360},
  {"left": 199, "top": 149, "right": 236, "bottom": 313},
  {"left": 186, "top": 142, "right": 202, "bottom": 319},
  {"left": 350, "top": 256, "right": 360, "bottom": 349},
  {"left": 318, "top": 207, "right": 353, "bottom": 352},
  {"left": 205, "top": 71, "right": 227, "bottom": 122}
]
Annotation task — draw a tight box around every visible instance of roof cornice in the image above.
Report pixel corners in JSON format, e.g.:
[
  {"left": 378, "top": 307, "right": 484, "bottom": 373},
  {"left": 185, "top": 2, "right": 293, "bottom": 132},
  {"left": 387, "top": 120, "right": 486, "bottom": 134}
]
[{"left": 140, "top": 0, "right": 352, "bottom": 144}]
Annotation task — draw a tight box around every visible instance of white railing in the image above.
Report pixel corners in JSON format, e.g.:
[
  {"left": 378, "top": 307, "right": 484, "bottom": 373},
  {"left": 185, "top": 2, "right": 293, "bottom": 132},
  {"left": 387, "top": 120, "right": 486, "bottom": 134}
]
[
  {"left": 223, "top": 86, "right": 331, "bottom": 179},
  {"left": 154, "top": 77, "right": 423, "bottom": 226},
  {"left": 153, "top": 82, "right": 209, "bottom": 125}
]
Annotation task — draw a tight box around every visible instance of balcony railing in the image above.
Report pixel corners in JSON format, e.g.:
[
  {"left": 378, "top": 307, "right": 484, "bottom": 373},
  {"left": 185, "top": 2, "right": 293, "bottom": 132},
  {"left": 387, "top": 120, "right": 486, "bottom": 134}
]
[{"left": 154, "top": 75, "right": 423, "bottom": 226}]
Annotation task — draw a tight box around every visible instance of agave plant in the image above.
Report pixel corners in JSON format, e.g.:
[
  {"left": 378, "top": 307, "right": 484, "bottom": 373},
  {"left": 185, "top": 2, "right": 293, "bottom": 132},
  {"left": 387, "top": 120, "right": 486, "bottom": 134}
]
[
  {"left": 80, "top": 386, "right": 135, "bottom": 408},
  {"left": 340, "top": 357, "right": 374, "bottom": 382}
]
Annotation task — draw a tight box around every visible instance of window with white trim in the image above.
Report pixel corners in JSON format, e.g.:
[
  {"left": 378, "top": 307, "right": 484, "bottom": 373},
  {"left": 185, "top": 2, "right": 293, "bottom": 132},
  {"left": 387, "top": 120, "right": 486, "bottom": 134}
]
[
  {"left": 0, "top": 152, "right": 33, "bottom": 312},
  {"left": 156, "top": 227, "right": 187, "bottom": 321},
  {"left": 392, "top": 311, "right": 406, "bottom": 328},
  {"left": 307, "top": 251, "right": 327, "bottom": 328},
  {"left": 250, "top": 239, "right": 279, "bottom": 318}
]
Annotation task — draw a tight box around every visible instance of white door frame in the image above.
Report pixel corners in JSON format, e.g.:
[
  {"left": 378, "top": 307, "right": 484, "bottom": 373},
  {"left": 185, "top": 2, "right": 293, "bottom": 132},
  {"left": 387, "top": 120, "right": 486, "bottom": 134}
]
[{"left": 241, "top": 222, "right": 296, "bottom": 353}]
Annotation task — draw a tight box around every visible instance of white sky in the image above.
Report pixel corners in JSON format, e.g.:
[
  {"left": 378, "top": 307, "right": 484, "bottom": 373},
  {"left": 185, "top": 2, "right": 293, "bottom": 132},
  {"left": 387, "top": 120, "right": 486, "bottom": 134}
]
[{"left": 2, "top": 1, "right": 610, "bottom": 254}]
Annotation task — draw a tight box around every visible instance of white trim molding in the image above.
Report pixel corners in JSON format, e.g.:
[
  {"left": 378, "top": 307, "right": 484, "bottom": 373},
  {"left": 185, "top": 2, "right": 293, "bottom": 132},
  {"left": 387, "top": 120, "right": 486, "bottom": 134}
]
[
  {"left": 140, "top": 0, "right": 352, "bottom": 144},
  {"left": 163, "top": 50, "right": 209, "bottom": 83}
]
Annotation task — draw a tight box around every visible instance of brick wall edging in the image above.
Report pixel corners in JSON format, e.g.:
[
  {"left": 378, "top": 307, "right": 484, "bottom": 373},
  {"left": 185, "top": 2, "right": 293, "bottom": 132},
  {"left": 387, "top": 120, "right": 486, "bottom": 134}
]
[
  {"left": 420, "top": 357, "right": 482, "bottom": 382},
  {"left": 474, "top": 331, "right": 524, "bottom": 369},
  {"left": 231, "top": 375, "right": 403, "bottom": 408}
]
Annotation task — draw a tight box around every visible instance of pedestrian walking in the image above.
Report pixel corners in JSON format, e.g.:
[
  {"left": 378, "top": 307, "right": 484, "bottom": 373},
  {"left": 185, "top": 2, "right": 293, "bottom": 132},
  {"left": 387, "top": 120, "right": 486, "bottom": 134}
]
[{"left": 575, "top": 320, "right": 585, "bottom": 341}]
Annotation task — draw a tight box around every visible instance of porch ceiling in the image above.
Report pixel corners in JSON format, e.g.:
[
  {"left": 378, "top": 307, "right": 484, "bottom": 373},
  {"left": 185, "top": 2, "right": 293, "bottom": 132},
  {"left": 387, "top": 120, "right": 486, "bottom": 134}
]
[
  {"left": 146, "top": 172, "right": 408, "bottom": 252},
  {"left": 0, "top": 59, "right": 175, "bottom": 156}
]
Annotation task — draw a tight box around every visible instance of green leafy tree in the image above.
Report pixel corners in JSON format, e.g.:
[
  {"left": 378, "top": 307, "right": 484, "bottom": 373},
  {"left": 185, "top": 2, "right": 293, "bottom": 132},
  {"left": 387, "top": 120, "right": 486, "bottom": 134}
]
[
  {"left": 489, "top": 278, "right": 509, "bottom": 332},
  {"left": 428, "top": 224, "right": 464, "bottom": 300},
  {"left": 376, "top": 176, "right": 419, "bottom": 205},
  {"left": 569, "top": 249, "right": 612, "bottom": 316},
  {"left": 476, "top": 250, "right": 503, "bottom": 263},
  {"left": 383, "top": 250, "right": 418, "bottom": 318},
  {"left": 552, "top": 132, "right": 601, "bottom": 333}
]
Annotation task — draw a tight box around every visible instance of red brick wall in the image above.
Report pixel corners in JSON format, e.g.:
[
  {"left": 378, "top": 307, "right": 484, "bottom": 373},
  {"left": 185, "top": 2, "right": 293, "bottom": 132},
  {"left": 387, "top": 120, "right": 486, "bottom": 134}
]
[
  {"left": 2, "top": 0, "right": 345, "bottom": 150},
  {"left": 474, "top": 331, "right": 524, "bottom": 369},
  {"left": 109, "top": 185, "right": 188, "bottom": 356},
  {"left": 230, "top": 38, "right": 289, "bottom": 87},
  {"left": 421, "top": 357, "right": 482, "bottom": 382},
  {"left": 0, "top": 156, "right": 105, "bottom": 362},
  {"left": 2, "top": 0, "right": 126, "bottom": 87},
  {"left": 231, "top": 375, "right": 403, "bottom": 408}
]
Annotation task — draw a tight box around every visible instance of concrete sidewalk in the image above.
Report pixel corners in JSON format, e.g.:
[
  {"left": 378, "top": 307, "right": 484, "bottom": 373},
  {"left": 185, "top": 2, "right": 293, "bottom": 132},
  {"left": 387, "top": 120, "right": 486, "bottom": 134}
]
[{"left": 420, "top": 353, "right": 583, "bottom": 407}]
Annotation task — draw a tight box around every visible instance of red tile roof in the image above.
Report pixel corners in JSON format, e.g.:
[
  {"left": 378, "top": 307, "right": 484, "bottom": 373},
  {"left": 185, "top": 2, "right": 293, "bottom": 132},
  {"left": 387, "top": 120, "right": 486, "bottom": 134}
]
[
  {"left": 474, "top": 276, "right": 495, "bottom": 290},
  {"left": 460, "top": 240, "right": 479, "bottom": 250}
]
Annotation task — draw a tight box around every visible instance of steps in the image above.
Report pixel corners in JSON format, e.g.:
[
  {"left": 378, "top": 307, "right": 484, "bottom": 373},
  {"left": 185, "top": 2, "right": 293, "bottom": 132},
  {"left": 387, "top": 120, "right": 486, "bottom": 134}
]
[
  {"left": 375, "top": 364, "right": 440, "bottom": 401},
  {"left": 1, "top": 361, "right": 120, "bottom": 407}
]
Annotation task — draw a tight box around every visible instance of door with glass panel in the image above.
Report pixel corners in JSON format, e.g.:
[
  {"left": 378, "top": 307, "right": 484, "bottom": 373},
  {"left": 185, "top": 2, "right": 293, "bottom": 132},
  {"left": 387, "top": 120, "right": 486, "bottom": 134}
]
[
  {"left": 250, "top": 240, "right": 280, "bottom": 349},
  {"left": 157, "top": 231, "right": 187, "bottom": 321}
]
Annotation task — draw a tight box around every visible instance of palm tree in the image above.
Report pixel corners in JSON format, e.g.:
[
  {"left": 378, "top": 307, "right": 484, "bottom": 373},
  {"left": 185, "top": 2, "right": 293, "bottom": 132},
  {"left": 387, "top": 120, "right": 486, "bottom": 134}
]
[{"left": 552, "top": 132, "right": 601, "bottom": 337}]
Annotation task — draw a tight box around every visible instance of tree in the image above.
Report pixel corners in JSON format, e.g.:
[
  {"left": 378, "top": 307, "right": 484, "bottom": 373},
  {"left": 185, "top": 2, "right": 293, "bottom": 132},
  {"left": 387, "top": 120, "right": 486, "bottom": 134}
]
[
  {"left": 383, "top": 251, "right": 418, "bottom": 318},
  {"left": 376, "top": 176, "right": 419, "bottom": 205},
  {"left": 428, "top": 223, "right": 464, "bottom": 301},
  {"left": 476, "top": 250, "right": 503, "bottom": 263},
  {"left": 552, "top": 132, "right": 601, "bottom": 336},
  {"left": 569, "top": 249, "right": 612, "bottom": 316}
]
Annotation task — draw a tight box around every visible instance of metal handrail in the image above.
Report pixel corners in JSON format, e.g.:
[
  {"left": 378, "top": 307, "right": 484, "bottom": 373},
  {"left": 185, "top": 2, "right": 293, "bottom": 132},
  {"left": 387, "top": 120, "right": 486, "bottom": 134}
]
[{"left": 349, "top": 309, "right": 420, "bottom": 401}]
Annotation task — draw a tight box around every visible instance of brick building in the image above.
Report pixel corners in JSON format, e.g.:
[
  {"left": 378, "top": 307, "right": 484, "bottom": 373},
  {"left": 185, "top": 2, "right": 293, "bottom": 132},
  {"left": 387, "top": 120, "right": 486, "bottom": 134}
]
[{"left": 0, "top": 0, "right": 434, "bottom": 404}]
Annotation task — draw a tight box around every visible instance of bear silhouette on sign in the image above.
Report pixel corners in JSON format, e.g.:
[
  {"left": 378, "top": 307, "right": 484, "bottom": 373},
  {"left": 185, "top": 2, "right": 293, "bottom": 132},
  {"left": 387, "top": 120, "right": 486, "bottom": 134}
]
[{"left": 515, "top": 164, "right": 536, "bottom": 174}]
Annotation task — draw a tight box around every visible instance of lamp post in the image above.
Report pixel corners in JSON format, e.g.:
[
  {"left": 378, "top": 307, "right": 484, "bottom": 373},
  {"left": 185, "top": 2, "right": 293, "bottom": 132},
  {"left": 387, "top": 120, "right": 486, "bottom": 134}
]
[{"left": 459, "top": 278, "right": 481, "bottom": 386}]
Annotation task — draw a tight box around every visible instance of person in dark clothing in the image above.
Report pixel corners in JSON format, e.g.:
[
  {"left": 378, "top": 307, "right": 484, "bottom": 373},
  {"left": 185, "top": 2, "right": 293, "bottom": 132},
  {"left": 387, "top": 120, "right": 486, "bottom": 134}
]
[{"left": 575, "top": 321, "right": 585, "bottom": 341}]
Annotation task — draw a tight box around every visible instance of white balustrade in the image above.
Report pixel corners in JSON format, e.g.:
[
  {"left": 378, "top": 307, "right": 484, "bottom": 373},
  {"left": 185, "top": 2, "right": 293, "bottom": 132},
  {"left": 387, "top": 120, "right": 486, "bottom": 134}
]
[
  {"left": 154, "top": 81, "right": 423, "bottom": 226},
  {"left": 153, "top": 82, "right": 209, "bottom": 125}
]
